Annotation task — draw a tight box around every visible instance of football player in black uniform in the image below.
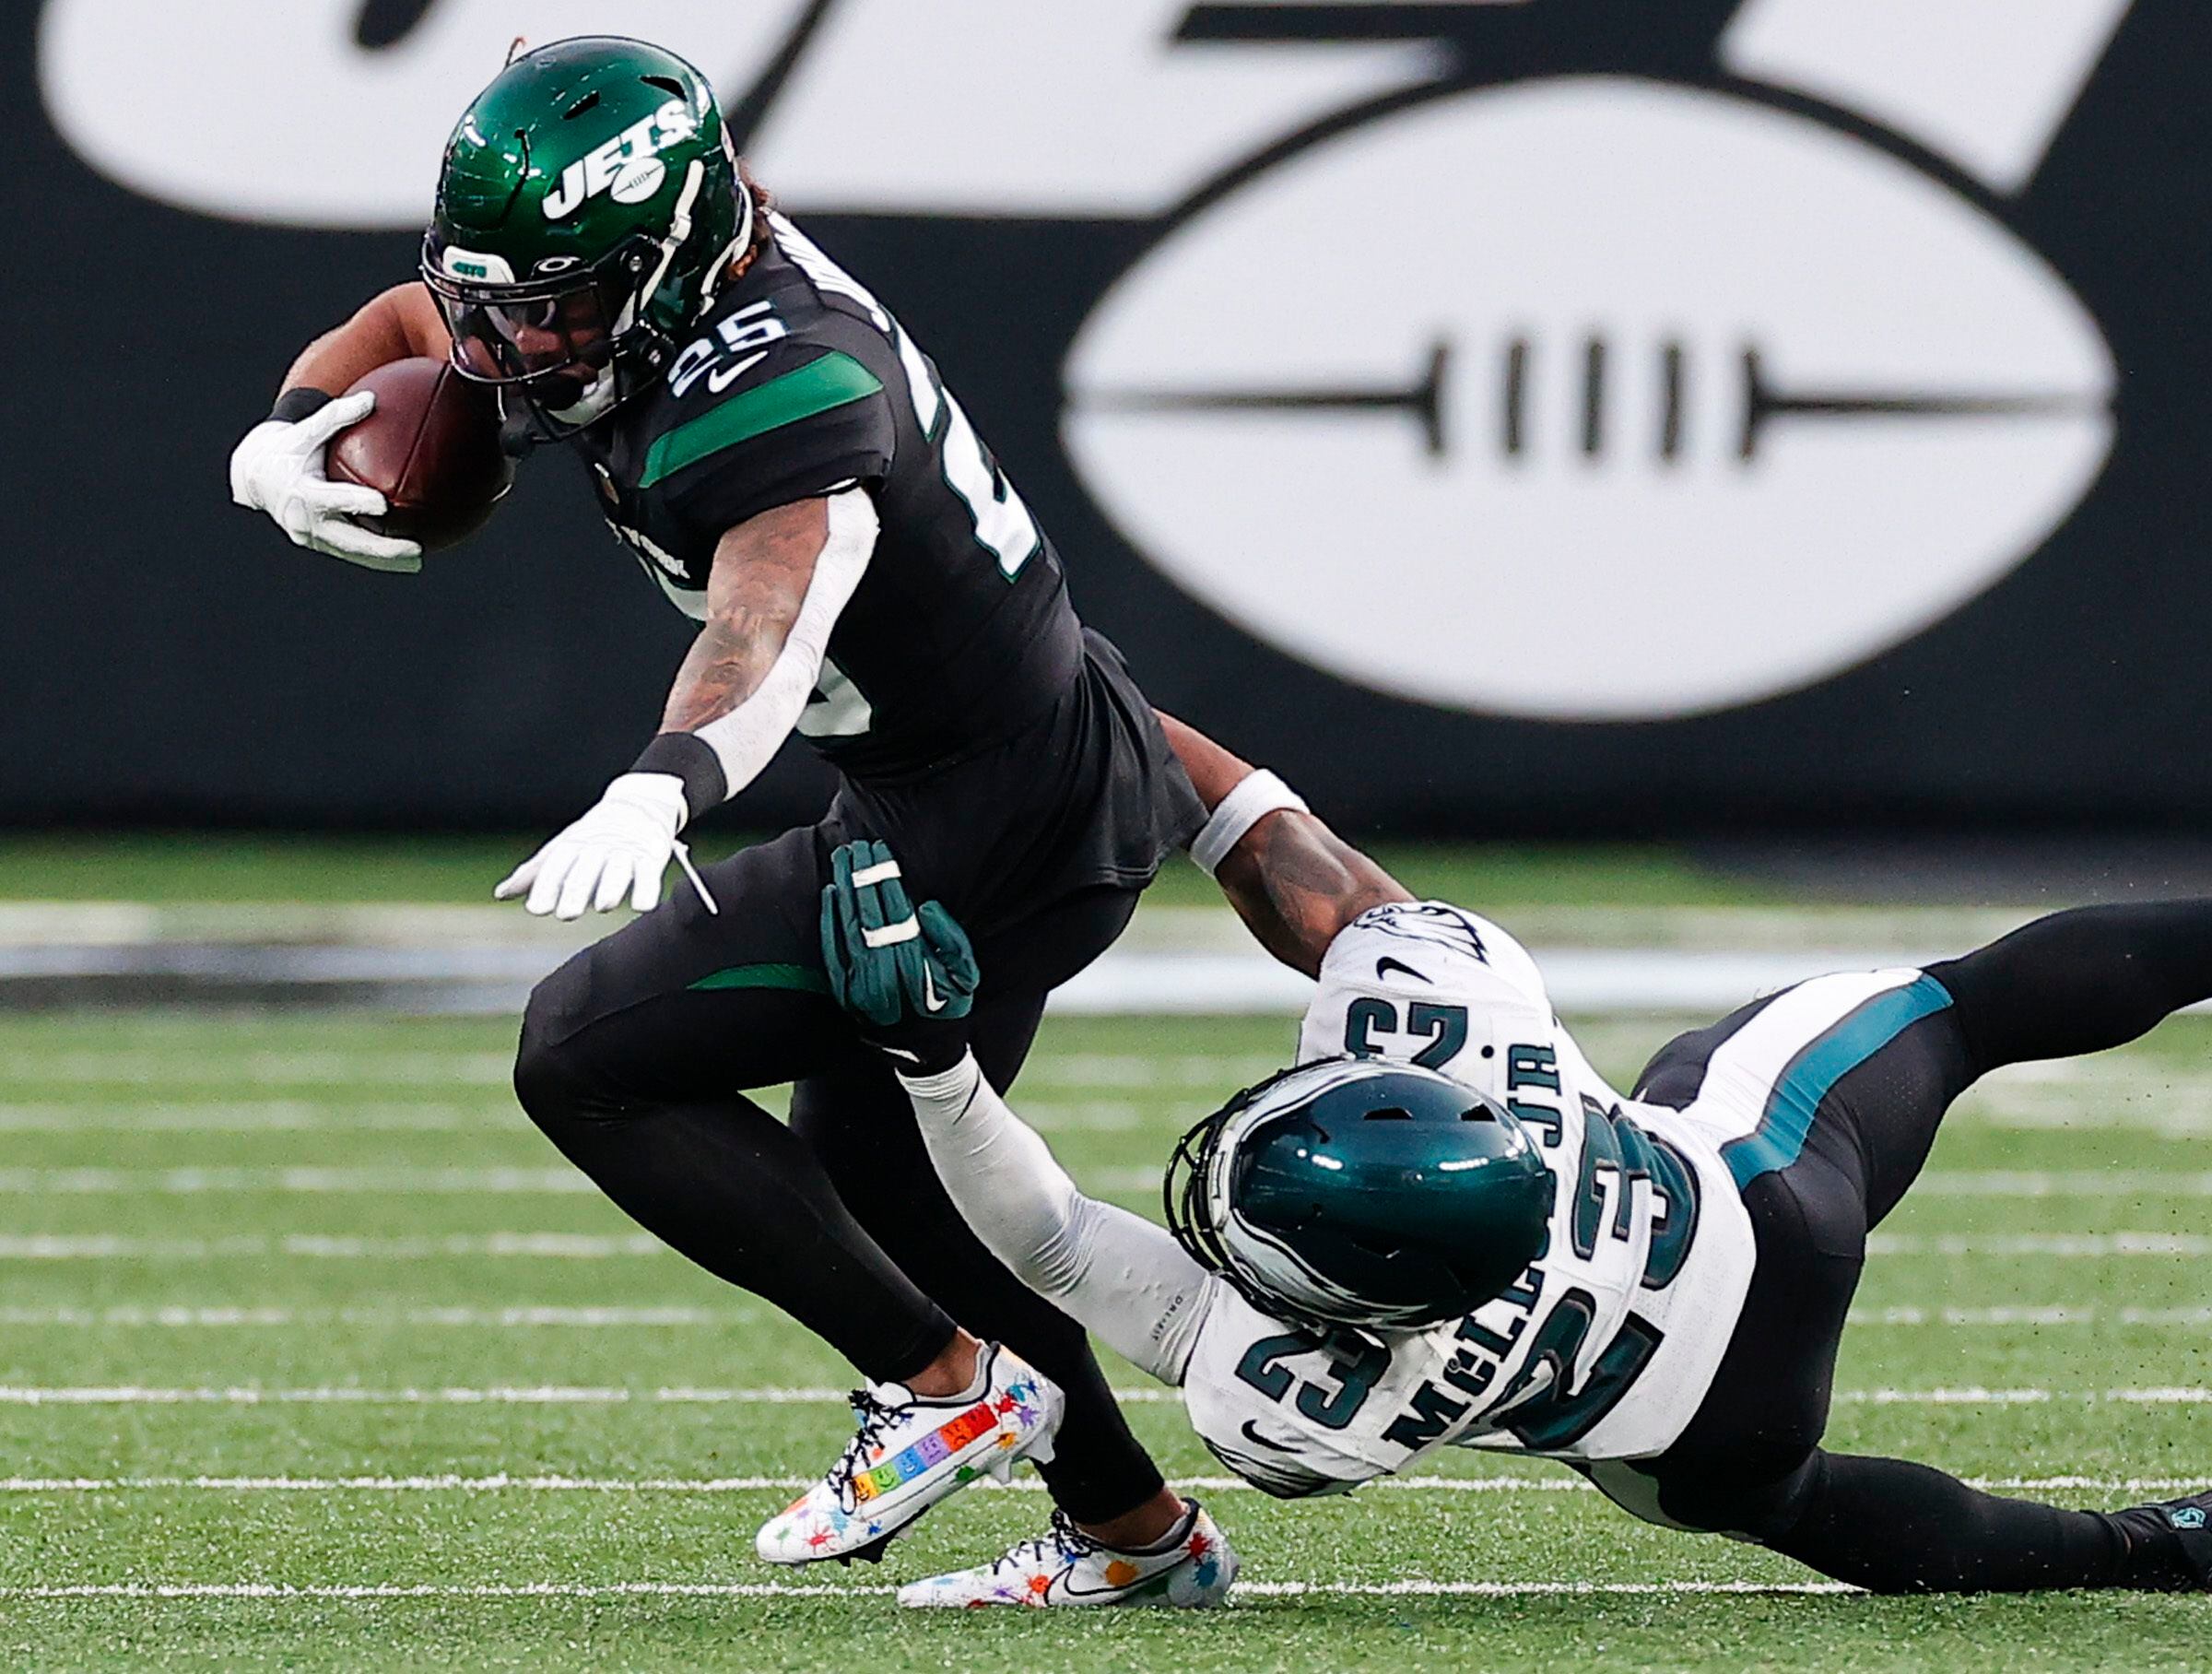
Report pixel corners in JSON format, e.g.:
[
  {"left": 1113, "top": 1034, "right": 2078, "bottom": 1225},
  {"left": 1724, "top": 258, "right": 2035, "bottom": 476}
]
[{"left": 228, "top": 38, "right": 1232, "bottom": 1603}]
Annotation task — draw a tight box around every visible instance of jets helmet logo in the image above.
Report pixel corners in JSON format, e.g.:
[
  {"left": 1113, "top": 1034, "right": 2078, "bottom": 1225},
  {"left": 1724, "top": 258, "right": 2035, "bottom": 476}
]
[{"left": 541, "top": 99, "right": 700, "bottom": 220}]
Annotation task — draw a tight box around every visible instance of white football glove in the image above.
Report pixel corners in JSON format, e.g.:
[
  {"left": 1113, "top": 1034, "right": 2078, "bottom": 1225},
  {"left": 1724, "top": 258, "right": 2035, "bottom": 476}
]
[
  {"left": 495, "top": 772, "right": 696, "bottom": 921},
  {"left": 229, "top": 391, "right": 424, "bottom": 573}
]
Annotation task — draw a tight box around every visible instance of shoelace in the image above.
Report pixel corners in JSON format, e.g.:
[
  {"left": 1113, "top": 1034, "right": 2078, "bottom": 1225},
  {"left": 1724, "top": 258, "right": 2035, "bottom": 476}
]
[
  {"left": 671, "top": 841, "right": 718, "bottom": 915},
  {"left": 991, "top": 1509, "right": 1103, "bottom": 1576},
  {"left": 824, "top": 1387, "right": 904, "bottom": 1506}
]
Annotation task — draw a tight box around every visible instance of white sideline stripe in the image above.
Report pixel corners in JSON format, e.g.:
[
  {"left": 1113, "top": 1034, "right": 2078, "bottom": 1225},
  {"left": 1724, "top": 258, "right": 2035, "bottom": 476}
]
[
  {"left": 1, "top": 1385, "right": 2205, "bottom": 1409},
  {"left": 0, "top": 1472, "right": 2200, "bottom": 1497},
  {"left": 5, "top": 1302, "right": 2208, "bottom": 1330},
  {"left": 0, "top": 1579, "right": 1861, "bottom": 1599}
]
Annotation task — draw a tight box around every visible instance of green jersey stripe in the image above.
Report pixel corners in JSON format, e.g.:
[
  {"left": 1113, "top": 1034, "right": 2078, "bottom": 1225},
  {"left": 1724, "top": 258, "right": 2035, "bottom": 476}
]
[
  {"left": 639, "top": 353, "right": 885, "bottom": 489},
  {"left": 688, "top": 962, "right": 830, "bottom": 996}
]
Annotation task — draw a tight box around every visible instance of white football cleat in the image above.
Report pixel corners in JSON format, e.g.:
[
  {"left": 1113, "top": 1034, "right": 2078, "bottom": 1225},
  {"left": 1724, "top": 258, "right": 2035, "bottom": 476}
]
[
  {"left": 756, "top": 1342, "right": 1060, "bottom": 1566},
  {"left": 896, "top": 1498, "right": 1238, "bottom": 1609}
]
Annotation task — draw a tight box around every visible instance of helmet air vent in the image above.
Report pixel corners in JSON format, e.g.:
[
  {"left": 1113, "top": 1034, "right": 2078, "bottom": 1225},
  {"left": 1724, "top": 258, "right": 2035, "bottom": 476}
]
[
  {"left": 1363, "top": 1107, "right": 1412, "bottom": 1122},
  {"left": 563, "top": 91, "right": 602, "bottom": 121},
  {"left": 1460, "top": 1104, "right": 1494, "bottom": 1122},
  {"left": 641, "top": 75, "right": 686, "bottom": 97}
]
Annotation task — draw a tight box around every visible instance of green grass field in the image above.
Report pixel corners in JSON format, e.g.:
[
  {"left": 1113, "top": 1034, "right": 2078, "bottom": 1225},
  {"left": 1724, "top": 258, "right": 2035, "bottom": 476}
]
[{"left": 0, "top": 1005, "right": 2207, "bottom": 1668}]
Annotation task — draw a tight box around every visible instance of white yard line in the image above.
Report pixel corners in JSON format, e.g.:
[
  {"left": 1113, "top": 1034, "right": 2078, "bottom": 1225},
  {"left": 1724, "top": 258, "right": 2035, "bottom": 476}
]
[
  {"left": 0, "top": 1233, "right": 667, "bottom": 1259},
  {"left": 6, "top": 1231, "right": 2199, "bottom": 1260},
  {"left": 0, "top": 1579, "right": 1864, "bottom": 1599},
  {"left": 0, "top": 1472, "right": 2198, "bottom": 1497},
  {"left": 1850, "top": 1305, "right": 2212, "bottom": 1326},
  {"left": 2, "top": 1163, "right": 2209, "bottom": 1198},
  {"left": 0, "top": 1102, "right": 500, "bottom": 1133},
  {"left": 0, "top": 1053, "right": 516, "bottom": 1086},
  {"left": 0, "top": 1384, "right": 2203, "bottom": 1408},
  {"left": 1865, "top": 1232, "right": 2212, "bottom": 1256},
  {"left": 0, "top": 1305, "right": 744, "bottom": 1328},
  {"left": 6, "top": 1302, "right": 2204, "bottom": 1329},
  {"left": 1908, "top": 1172, "right": 2212, "bottom": 1197},
  {"left": 0, "top": 1167, "right": 598, "bottom": 1195}
]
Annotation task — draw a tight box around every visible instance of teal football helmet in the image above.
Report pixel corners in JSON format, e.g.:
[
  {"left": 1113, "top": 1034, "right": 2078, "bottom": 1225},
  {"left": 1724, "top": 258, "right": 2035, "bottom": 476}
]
[
  {"left": 1166, "top": 1059, "right": 1552, "bottom": 1333},
  {"left": 419, "top": 37, "right": 749, "bottom": 435}
]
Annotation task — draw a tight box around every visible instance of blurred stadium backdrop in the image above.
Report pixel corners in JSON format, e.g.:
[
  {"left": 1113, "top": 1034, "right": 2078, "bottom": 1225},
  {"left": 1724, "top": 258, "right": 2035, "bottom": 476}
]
[{"left": 8, "top": 0, "right": 2202, "bottom": 838}]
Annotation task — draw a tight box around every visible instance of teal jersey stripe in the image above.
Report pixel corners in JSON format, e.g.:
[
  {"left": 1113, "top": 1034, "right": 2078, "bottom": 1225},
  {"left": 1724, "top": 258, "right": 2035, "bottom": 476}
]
[
  {"left": 639, "top": 353, "right": 884, "bottom": 489},
  {"left": 1721, "top": 975, "right": 1954, "bottom": 1190},
  {"left": 688, "top": 962, "right": 830, "bottom": 996}
]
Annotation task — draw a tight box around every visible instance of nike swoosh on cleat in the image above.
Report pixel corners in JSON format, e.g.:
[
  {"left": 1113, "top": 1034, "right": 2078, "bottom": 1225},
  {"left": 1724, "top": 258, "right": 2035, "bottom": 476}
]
[
  {"left": 706, "top": 350, "right": 769, "bottom": 394},
  {"left": 1374, "top": 956, "right": 1431, "bottom": 984}
]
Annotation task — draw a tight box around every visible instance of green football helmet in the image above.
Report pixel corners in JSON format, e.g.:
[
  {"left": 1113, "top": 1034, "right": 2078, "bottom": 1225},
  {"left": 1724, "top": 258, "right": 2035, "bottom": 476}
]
[
  {"left": 1166, "top": 1059, "right": 1553, "bottom": 1334},
  {"left": 419, "top": 36, "right": 748, "bottom": 434}
]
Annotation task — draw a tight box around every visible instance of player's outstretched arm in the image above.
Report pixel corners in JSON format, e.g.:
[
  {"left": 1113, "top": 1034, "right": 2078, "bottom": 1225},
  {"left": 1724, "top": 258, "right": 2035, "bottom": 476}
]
[
  {"left": 819, "top": 843, "right": 1218, "bottom": 1385},
  {"left": 229, "top": 283, "right": 452, "bottom": 572},
  {"left": 1159, "top": 713, "right": 1410, "bottom": 978},
  {"left": 496, "top": 490, "right": 877, "bottom": 919}
]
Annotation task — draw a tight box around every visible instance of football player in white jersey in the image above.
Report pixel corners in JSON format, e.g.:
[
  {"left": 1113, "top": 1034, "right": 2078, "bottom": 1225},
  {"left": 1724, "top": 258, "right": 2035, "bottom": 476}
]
[{"left": 809, "top": 717, "right": 2212, "bottom": 1603}]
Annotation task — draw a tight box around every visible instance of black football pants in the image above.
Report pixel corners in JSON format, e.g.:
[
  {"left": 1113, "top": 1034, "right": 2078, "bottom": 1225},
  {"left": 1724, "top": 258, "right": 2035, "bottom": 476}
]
[
  {"left": 511, "top": 826, "right": 1164, "bottom": 1525},
  {"left": 1620, "top": 902, "right": 2212, "bottom": 1592}
]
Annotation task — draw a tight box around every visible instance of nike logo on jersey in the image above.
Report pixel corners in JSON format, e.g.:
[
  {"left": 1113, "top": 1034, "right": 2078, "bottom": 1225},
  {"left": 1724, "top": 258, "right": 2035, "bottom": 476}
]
[
  {"left": 1238, "top": 1419, "right": 1300, "bottom": 1454},
  {"left": 1375, "top": 956, "right": 1431, "bottom": 984},
  {"left": 705, "top": 350, "right": 769, "bottom": 395}
]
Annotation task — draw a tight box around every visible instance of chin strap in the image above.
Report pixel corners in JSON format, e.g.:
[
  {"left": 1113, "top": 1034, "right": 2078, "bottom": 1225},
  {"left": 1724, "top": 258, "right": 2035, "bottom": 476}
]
[{"left": 634, "top": 159, "right": 707, "bottom": 332}]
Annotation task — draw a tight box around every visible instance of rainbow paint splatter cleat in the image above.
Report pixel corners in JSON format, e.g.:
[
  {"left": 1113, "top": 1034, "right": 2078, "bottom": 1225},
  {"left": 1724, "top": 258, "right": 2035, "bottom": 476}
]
[
  {"left": 895, "top": 1498, "right": 1238, "bottom": 1608},
  {"left": 756, "top": 1342, "right": 1061, "bottom": 1566}
]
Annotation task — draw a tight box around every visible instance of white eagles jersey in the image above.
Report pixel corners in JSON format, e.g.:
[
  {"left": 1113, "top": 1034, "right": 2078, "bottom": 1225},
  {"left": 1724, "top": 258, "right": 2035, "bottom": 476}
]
[{"left": 1182, "top": 902, "right": 1757, "bottom": 1496}]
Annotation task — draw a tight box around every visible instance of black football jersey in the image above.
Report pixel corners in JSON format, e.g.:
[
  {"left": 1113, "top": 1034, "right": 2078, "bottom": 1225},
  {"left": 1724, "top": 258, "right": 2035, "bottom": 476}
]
[{"left": 570, "top": 213, "right": 1084, "bottom": 780}]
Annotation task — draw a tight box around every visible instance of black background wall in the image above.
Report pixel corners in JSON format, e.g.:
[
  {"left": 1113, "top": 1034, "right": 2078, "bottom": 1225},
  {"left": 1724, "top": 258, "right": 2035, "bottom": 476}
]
[{"left": 8, "top": 1, "right": 2206, "bottom": 837}]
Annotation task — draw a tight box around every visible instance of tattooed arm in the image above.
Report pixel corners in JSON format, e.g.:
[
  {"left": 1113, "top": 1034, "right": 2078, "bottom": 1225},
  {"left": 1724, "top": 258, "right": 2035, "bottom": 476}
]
[
  {"left": 663, "top": 498, "right": 838, "bottom": 736},
  {"left": 1158, "top": 713, "right": 1409, "bottom": 978},
  {"left": 634, "top": 489, "right": 878, "bottom": 819},
  {"left": 494, "top": 490, "right": 877, "bottom": 919}
]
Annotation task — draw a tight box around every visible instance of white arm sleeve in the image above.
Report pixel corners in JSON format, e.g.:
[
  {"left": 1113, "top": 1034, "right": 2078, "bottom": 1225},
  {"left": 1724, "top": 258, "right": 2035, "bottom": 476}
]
[
  {"left": 688, "top": 487, "right": 877, "bottom": 801},
  {"left": 897, "top": 1054, "right": 1218, "bottom": 1385}
]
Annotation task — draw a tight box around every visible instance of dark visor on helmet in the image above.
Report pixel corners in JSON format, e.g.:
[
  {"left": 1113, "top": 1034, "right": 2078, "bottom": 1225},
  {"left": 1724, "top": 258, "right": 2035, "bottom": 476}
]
[{"left": 419, "top": 235, "right": 648, "bottom": 389}]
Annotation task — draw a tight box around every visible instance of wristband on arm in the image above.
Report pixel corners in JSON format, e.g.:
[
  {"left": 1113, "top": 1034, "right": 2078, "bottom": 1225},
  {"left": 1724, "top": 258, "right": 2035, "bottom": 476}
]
[
  {"left": 270, "top": 387, "right": 335, "bottom": 424},
  {"left": 1190, "top": 768, "right": 1309, "bottom": 877}
]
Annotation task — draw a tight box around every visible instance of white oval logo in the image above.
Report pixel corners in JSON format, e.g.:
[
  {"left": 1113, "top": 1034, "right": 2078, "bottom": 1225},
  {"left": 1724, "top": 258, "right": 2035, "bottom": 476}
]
[
  {"left": 1064, "top": 78, "right": 2116, "bottom": 720},
  {"left": 610, "top": 157, "right": 667, "bottom": 205}
]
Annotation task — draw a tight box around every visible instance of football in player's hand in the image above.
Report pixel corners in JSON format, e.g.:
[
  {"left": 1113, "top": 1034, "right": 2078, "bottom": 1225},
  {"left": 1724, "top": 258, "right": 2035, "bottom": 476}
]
[{"left": 327, "top": 358, "right": 512, "bottom": 550}]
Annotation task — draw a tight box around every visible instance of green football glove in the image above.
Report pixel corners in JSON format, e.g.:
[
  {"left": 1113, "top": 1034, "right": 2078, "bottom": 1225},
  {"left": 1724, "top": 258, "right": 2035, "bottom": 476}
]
[{"left": 819, "top": 840, "right": 980, "bottom": 1074}]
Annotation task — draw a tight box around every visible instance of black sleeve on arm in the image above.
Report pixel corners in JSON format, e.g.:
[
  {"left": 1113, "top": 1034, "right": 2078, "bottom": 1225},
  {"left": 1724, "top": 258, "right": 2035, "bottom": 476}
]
[{"left": 631, "top": 732, "right": 730, "bottom": 826}]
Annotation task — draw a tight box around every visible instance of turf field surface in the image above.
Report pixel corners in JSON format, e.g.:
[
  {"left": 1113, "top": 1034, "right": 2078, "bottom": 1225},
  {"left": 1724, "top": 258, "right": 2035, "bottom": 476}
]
[{"left": 1, "top": 1008, "right": 2207, "bottom": 1669}]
